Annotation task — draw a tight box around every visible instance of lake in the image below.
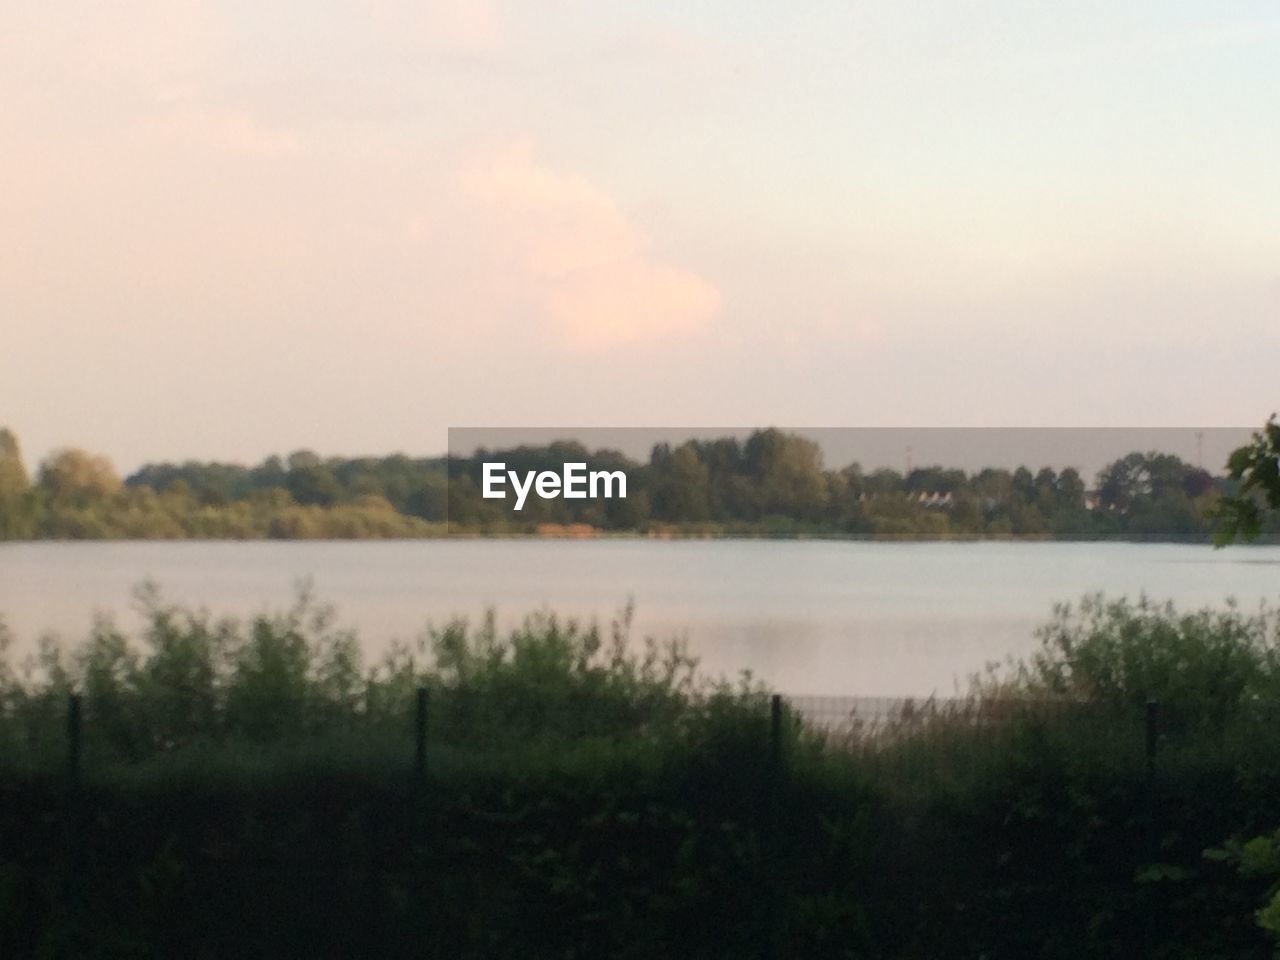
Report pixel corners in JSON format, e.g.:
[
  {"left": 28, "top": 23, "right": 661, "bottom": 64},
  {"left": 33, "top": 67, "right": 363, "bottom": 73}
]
[{"left": 1, "top": 540, "right": 1278, "bottom": 696}]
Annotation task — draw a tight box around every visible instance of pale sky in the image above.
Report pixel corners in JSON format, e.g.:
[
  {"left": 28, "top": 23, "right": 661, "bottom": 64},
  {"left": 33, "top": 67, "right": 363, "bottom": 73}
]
[{"left": 3, "top": 1, "right": 1277, "bottom": 473}]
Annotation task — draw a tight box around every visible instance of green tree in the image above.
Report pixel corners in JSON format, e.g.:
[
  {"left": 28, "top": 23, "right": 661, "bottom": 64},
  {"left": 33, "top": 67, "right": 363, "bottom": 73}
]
[
  {"left": 38, "top": 448, "right": 122, "bottom": 506},
  {"left": 972, "top": 468, "right": 1012, "bottom": 506},
  {"left": 742, "top": 429, "right": 829, "bottom": 521},
  {"left": 1204, "top": 414, "right": 1280, "bottom": 953},
  {"left": 1096, "top": 452, "right": 1149, "bottom": 513},
  {"left": 650, "top": 442, "right": 711, "bottom": 522},
  {"left": 0, "top": 428, "right": 33, "bottom": 538},
  {"left": 284, "top": 450, "right": 342, "bottom": 507},
  {"left": 1215, "top": 414, "right": 1280, "bottom": 544},
  {"left": 1056, "top": 467, "right": 1086, "bottom": 510},
  {"left": 1095, "top": 451, "right": 1206, "bottom": 537},
  {"left": 863, "top": 467, "right": 904, "bottom": 496}
]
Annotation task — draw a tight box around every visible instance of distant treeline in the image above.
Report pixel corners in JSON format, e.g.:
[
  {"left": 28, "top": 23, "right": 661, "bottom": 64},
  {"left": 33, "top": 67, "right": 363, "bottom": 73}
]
[{"left": 0, "top": 426, "right": 1271, "bottom": 540}]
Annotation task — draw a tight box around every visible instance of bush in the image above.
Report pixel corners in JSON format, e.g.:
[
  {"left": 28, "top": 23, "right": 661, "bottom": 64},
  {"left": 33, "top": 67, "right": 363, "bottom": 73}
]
[
  {"left": 0, "top": 587, "right": 764, "bottom": 770},
  {"left": 1000, "top": 593, "right": 1280, "bottom": 729},
  {"left": 7, "top": 591, "right": 1280, "bottom": 956}
]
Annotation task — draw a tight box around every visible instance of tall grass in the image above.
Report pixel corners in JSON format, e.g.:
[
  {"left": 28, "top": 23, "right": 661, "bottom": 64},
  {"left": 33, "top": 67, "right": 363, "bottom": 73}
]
[
  {"left": 6, "top": 589, "right": 1280, "bottom": 957},
  {"left": 6, "top": 587, "right": 1280, "bottom": 781},
  {"left": 0, "top": 584, "right": 773, "bottom": 781}
]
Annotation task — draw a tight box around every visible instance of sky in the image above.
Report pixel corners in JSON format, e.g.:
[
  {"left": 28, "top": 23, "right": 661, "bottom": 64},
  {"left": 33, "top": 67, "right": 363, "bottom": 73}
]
[{"left": 2, "top": 1, "right": 1277, "bottom": 474}]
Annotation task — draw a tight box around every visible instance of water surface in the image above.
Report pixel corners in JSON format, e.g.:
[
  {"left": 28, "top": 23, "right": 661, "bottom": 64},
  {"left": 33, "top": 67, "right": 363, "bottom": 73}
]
[{"left": 2, "top": 540, "right": 1277, "bottom": 695}]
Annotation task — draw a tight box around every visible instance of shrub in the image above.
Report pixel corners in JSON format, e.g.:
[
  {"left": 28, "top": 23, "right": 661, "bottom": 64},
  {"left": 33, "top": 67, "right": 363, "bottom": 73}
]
[
  {"left": 1002, "top": 593, "right": 1280, "bottom": 729},
  {"left": 0, "top": 588, "right": 765, "bottom": 768}
]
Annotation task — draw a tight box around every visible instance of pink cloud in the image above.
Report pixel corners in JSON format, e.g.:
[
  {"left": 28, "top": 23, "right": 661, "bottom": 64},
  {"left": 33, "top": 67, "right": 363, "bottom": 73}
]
[{"left": 460, "top": 142, "right": 720, "bottom": 346}]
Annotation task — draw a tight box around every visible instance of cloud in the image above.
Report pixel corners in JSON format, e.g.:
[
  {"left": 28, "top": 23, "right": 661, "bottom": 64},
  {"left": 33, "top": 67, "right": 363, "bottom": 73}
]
[{"left": 459, "top": 142, "right": 720, "bottom": 346}]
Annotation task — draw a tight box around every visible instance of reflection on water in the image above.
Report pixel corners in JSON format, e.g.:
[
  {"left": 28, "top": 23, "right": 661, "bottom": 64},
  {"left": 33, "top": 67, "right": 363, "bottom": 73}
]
[{"left": 1, "top": 540, "right": 1278, "bottom": 696}]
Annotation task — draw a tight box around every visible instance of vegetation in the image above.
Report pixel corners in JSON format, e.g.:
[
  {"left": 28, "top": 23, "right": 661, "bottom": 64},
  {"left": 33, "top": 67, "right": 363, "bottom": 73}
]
[
  {"left": 1000, "top": 593, "right": 1280, "bottom": 723},
  {"left": 0, "top": 586, "right": 755, "bottom": 769},
  {"left": 0, "top": 432, "right": 441, "bottom": 539},
  {"left": 4, "top": 588, "right": 1280, "bottom": 956},
  {"left": 1207, "top": 413, "right": 1280, "bottom": 952},
  {"left": 1215, "top": 414, "right": 1280, "bottom": 545},
  {"left": 0, "top": 425, "right": 1263, "bottom": 540},
  {"left": 2, "top": 416, "right": 1277, "bottom": 953}
]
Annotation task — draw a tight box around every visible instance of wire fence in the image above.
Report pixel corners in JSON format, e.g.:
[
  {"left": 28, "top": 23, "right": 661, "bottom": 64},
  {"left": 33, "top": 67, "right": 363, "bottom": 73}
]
[
  {"left": 13, "top": 687, "right": 1280, "bottom": 960},
  {"left": 9, "top": 688, "right": 1280, "bottom": 792},
  {"left": 787, "top": 693, "right": 1033, "bottom": 731},
  {"left": 43, "top": 699, "right": 1277, "bottom": 784}
]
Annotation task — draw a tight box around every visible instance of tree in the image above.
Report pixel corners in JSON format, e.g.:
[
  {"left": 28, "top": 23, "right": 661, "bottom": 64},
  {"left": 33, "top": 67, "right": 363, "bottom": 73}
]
[
  {"left": 1096, "top": 452, "right": 1149, "bottom": 512},
  {"left": 285, "top": 463, "right": 341, "bottom": 507},
  {"left": 649, "top": 442, "right": 711, "bottom": 522},
  {"left": 1056, "top": 468, "right": 1086, "bottom": 510},
  {"left": 1207, "top": 415, "right": 1280, "bottom": 952},
  {"left": 863, "top": 468, "right": 904, "bottom": 496},
  {"left": 1215, "top": 414, "right": 1280, "bottom": 545},
  {"left": 38, "top": 448, "right": 122, "bottom": 505},
  {"left": 972, "top": 468, "right": 1012, "bottom": 505},
  {"left": 1011, "top": 466, "right": 1035, "bottom": 502},
  {"left": 0, "top": 429, "right": 28, "bottom": 494},
  {"left": 1094, "top": 451, "right": 1206, "bottom": 536},
  {"left": 742, "top": 429, "right": 829, "bottom": 521},
  {"left": 0, "top": 428, "right": 33, "bottom": 538}
]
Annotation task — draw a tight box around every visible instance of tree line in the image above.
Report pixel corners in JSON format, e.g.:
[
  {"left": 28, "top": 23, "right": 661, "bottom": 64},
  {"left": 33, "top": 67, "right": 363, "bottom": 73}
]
[{"left": 0, "top": 425, "right": 1273, "bottom": 540}]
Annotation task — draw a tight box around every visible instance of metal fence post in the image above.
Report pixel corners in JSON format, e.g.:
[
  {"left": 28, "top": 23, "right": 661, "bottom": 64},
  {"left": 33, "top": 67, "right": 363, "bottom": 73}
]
[
  {"left": 64, "top": 692, "right": 84, "bottom": 937},
  {"left": 1144, "top": 699, "right": 1158, "bottom": 781},
  {"left": 764, "top": 694, "right": 784, "bottom": 960},
  {"left": 1143, "top": 698, "right": 1160, "bottom": 954},
  {"left": 769, "top": 694, "right": 783, "bottom": 772},
  {"left": 415, "top": 686, "right": 429, "bottom": 781},
  {"left": 67, "top": 693, "right": 82, "bottom": 791}
]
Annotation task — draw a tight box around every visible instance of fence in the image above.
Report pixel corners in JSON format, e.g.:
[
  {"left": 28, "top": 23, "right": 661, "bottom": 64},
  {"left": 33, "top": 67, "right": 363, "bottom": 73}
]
[
  {"left": 47, "top": 687, "right": 1270, "bottom": 790},
  {"left": 27, "top": 688, "right": 1280, "bottom": 960}
]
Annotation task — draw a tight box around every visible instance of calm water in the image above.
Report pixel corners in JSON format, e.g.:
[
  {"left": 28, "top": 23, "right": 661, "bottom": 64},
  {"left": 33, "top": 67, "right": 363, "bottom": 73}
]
[{"left": 1, "top": 540, "right": 1278, "bottom": 696}]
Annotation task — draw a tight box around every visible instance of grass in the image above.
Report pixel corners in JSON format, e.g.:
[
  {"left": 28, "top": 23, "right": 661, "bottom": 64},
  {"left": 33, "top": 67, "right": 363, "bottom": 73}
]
[{"left": 5, "top": 589, "right": 1280, "bottom": 957}]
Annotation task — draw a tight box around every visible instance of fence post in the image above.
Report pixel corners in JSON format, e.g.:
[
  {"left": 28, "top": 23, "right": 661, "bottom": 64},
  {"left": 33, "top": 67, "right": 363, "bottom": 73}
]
[
  {"left": 764, "top": 694, "right": 784, "bottom": 960},
  {"left": 1143, "top": 699, "right": 1160, "bottom": 954},
  {"left": 769, "top": 694, "right": 783, "bottom": 771},
  {"left": 64, "top": 693, "right": 84, "bottom": 938},
  {"left": 415, "top": 686, "right": 429, "bottom": 781},
  {"left": 1144, "top": 699, "right": 1158, "bottom": 781},
  {"left": 67, "top": 693, "right": 82, "bottom": 791}
]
